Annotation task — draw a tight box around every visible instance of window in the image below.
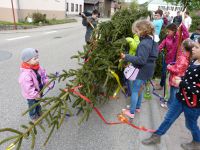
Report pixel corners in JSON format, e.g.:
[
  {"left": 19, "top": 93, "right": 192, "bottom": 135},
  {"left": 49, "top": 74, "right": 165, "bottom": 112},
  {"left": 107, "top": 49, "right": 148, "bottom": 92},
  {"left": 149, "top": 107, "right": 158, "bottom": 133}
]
[
  {"left": 76, "top": 4, "right": 78, "bottom": 12},
  {"left": 66, "top": 3, "right": 69, "bottom": 12},
  {"left": 79, "top": 5, "right": 82, "bottom": 13},
  {"left": 71, "top": 3, "right": 74, "bottom": 12}
]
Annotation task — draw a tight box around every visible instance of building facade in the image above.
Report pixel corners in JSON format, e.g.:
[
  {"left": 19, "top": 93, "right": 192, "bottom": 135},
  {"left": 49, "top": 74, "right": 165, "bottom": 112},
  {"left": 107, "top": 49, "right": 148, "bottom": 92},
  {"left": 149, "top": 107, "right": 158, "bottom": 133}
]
[
  {"left": 0, "top": 0, "right": 84, "bottom": 22},
  {"left": 65, "top": 0, "right": 84, "bottom": 15},
  {"left": 84, "top": 0, "right": 112, "bottom": 17},
  {"left": 0, "top": 0, "right": 19, "bottom": 22},
  {"left": 147, "top": 0, "right": 183, "bottom": 16}
]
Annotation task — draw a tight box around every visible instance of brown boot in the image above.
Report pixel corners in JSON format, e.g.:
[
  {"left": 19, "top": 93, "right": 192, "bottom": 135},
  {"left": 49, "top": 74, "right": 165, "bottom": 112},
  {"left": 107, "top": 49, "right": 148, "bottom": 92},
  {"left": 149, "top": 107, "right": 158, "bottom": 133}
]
[
  {"left": 142, "top": 133, "right": 161, "bottom": 145},
  {"left": 181, "top": 141, "right": 200, "bottom": 150}
]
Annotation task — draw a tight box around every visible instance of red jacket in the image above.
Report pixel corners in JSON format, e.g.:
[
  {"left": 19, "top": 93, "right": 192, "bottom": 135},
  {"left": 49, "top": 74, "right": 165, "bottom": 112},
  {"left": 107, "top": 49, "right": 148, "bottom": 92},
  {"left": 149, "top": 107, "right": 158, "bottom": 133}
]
[
  {"left": 159, "top": 24, "right": 189, "bottom": 64},
  {"left": 167, "top": 51, "right": 190, "bottom": 87}
]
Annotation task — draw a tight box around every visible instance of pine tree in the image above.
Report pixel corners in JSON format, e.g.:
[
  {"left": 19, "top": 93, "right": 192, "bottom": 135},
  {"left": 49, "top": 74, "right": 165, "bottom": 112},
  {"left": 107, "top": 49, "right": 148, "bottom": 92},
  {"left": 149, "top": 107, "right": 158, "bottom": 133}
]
[{"left": 0, "top": 5, "right": 150, "bottom": 150}]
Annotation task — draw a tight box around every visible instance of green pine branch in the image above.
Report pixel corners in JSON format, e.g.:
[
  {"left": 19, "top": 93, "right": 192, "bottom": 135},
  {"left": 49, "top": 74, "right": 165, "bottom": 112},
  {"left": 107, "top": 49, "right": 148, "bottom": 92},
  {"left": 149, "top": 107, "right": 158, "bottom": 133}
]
[{"left": 0, "top": 5, "right": 150, "bottom": 149}]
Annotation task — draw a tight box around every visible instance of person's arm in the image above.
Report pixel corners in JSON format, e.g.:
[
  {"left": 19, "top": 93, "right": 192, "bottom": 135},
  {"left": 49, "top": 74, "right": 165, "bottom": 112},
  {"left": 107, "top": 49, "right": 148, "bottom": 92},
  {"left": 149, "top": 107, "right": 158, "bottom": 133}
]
[
  {"left": 84, "top": 17, "right": 95, "bottom": 28},
  {"left": 124, "top": 43, "right": 150, "bottom": 66},
  {"left": 92, "top": 18, "right": 98, "bottom": 28},
  {"left": 167, "top": 56, "right": 188, "bottom": 75},
  {"left": 158, "top": 38, "right": 166, "bottom": 52},
  {"left": 82, "top": 18, "right": 87, "bottom": 26},
  {"left": 40, "top": 67, "right": 55, "bottom": 89},
  {"left": 181, "top": 23, "right": 189, "bottom": 40},
  {"left": 173, "top": 23, "right": 189, "bottom": 49},
  {"left": 187, "top": 17, "right": 192, "bottom": 30}
]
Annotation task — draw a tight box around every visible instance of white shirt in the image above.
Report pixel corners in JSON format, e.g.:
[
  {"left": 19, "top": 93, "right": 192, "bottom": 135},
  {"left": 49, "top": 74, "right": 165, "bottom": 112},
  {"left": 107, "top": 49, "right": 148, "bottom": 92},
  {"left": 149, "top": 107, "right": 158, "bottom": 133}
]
[{"left": 184, "top": 16, "right": 192, "bottom": 30}]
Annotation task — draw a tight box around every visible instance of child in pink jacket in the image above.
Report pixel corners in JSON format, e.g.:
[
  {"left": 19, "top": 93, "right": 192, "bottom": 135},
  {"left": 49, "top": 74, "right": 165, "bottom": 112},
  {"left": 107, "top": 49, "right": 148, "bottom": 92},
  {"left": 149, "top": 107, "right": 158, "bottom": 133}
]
[
  {"left": 19, "top": 48, "right": 49, "bottom": 121},
  {"left": 156, "top": 23, "right": 189, "bottom": 90},
  {"left": 167, "top": 38, "right": 194, "bottom": 106}
]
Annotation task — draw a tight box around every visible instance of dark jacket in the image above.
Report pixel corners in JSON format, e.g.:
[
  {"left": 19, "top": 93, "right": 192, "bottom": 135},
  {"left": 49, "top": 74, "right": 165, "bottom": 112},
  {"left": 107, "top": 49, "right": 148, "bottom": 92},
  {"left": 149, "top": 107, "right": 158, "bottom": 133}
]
[
  {"left": 176, "top": 60, "right": 200, "bottom": 108},
  {"left": 82, "top": 16, "right": 98, "bottom": 43},
  {"left": 173, "top": 16, "right": 182, "bottom": 26},
  {"left": 125, "top": 36, "right": 159, "bottom": 80},
  {"left": 190, "top": 33, "right": 200, "bottom": 42}
]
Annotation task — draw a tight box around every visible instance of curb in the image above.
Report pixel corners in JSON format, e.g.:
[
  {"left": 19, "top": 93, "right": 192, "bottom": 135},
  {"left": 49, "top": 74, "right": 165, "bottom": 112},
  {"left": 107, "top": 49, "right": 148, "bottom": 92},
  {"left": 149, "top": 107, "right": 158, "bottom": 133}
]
[{"left": 0, "top": 24, "right": 37, "bottom": 31}]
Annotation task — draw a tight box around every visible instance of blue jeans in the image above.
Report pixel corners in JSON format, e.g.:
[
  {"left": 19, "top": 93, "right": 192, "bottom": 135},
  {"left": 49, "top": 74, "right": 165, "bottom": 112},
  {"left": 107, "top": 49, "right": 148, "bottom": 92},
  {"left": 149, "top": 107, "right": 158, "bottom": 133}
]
[
  {"left": 27, "top": 99, "right": 42, "bottom": 120},
  {"left": 130, "top": 79, "right": 146, "bottom": 114},
  {"left": 155, "top": 97, "right": 200, "bottom": 142},
  {"left": 155, "top": 98, "right": 183, "bottom": 135},
  {"left": 160, "top": 60, "right": 167, "bottom": 87},
  {"left": 167, "top": 86, "right": 179, "bottom": 107},
  {"left": 128, "top": 80, "right": 133, "bottom": 95},
  {"left": 183, "top": 106, "right": 200, "bottom": 142}
]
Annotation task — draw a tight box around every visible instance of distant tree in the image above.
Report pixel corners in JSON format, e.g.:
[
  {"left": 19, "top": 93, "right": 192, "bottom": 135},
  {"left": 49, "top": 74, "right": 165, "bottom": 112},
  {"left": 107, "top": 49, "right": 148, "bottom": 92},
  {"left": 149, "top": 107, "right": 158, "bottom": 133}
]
[
  {"left": 164, "top": 0, "right": 200, "bottom": 11},
  {"left": 129, "top": 0, "right": 139, "bottom": 10}
]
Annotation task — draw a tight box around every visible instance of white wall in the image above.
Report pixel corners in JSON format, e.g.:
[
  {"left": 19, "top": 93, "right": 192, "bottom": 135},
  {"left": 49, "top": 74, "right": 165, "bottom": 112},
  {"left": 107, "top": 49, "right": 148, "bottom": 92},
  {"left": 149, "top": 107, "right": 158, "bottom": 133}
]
[
  {"left": 0, "top": 0, "right": 18, "bottom": 8},
  {"left": 0, "top": 0, "right": 66, "bottom": 11},
  {"left": 18, "top": 0, "right": 65, "bottom": 11},
  {"left": 0, "top": 0, "right": 84, "bottom": 13},
  {"left": 0, "top": 0, "right": 66, "bottom": 10},
  {"left": 0, "top": 0, "right": 84, "bottom": 21}
]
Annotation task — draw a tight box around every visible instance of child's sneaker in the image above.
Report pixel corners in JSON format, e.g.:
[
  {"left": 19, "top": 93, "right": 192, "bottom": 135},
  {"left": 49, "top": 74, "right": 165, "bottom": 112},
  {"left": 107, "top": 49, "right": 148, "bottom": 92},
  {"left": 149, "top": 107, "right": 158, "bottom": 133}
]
[
  {"left": 136, "top": 109, "right": 141, "bottom": 113},
  {"left": 160, "top": 102, "right": 168, "bottom": 108},
  {"left": 144, "top": 92, "right": 152, "bottom": 100},
  {"left": 126, "top": 105, "right": 141, "bottom": 113},
  {"left": 126, "top": 105, "right": 130, "bottom": 110},
  {"left": 122, "top": 109, "right": 134, "bottom": 119}
]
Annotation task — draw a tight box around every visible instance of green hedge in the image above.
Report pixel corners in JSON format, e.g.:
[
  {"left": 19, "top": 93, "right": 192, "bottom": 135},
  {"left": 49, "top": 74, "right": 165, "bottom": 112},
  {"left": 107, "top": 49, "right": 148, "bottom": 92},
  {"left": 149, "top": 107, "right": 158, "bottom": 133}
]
[
  {"left": 32, "top": 12, "right": 47, "bottom": 24},
  {"left": 190, "top": 15, "right": 200, "bottom": 32}
]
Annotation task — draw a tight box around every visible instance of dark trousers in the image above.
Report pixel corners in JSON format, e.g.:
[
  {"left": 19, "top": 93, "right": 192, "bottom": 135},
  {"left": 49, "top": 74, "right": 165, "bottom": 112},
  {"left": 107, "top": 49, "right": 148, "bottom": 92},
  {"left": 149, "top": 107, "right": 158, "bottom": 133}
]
[
  {"left": 27, "top": 99, "right": 42, "bottom": 120},
  {"left": 160, "top": 60, "right": 167, "bottom": 87}
]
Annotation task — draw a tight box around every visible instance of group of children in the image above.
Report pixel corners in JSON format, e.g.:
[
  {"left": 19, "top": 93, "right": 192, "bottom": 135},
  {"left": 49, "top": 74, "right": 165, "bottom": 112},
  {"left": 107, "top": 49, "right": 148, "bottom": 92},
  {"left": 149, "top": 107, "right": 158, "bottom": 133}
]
[
  {"left": 142, "top": 37, "right": 200, "bottom": 150},
  {"left": 119, "top": 14, "right": 200, "bottom": 150},
  {"left": 17, "top": 9, "right": 200, "bottom": 149}
]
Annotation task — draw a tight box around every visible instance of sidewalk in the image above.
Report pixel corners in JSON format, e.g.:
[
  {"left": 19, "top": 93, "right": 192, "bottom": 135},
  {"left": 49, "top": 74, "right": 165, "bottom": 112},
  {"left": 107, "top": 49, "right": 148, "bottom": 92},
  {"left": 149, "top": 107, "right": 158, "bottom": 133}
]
[
  {"left": 69, "top": 90, "right": 192, "bottom": 150},
  {"left": 136, "top": 90, "right": 192, "bottom": 150},
  {"left": 0, "top": 16, "right": 111, "bottom": 34}
]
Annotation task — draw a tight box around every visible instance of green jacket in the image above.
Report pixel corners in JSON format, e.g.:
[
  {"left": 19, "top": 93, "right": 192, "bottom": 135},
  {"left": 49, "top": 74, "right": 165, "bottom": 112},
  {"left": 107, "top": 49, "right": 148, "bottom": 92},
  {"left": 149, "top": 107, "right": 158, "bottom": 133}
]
[{"left": 126, "top": 34, "right": 140, "bottom": 56}]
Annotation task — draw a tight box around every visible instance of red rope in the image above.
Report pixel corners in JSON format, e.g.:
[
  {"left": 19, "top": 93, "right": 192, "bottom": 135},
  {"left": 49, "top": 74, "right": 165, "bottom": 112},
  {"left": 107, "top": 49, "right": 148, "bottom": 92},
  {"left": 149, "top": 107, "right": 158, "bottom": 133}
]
[{"left": 65, "top": 85, "right": 155, "bottom": 133}]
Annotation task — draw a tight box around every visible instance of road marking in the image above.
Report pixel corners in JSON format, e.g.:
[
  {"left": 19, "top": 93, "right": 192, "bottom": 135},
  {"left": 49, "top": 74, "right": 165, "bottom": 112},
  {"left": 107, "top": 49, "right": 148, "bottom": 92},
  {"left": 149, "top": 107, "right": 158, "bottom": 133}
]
[
  {"left": 44, "top": 31, "right": 57, "bottom": 34},
  {"left": 6, "top": 36, "right": 30, "bottom": 41}
]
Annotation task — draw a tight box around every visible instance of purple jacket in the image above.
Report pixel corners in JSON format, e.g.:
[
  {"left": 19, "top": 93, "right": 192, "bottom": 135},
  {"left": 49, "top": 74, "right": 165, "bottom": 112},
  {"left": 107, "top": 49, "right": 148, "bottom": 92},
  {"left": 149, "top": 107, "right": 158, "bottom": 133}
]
[
  {"left": 159, "top": 24, "right": 189, "bottom": 64},
  {"left": 19, "top": 67, "right": 48, "bottom": 99}
]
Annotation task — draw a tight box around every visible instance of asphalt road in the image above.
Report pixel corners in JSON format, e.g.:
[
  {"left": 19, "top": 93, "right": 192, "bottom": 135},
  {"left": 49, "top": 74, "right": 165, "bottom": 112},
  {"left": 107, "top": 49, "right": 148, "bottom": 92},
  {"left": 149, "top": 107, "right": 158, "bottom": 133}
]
[{"left": 0, "top": 17, "right": 194, "bottom": 150}]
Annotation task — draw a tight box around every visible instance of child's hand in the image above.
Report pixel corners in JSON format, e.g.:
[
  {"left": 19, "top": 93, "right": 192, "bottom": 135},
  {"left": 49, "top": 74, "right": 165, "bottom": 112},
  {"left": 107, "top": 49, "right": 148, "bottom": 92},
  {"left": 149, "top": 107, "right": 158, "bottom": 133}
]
[
  {"left": 167, "top": 64, "right": 171, "bottom": 69},
  {"left": 120, "top": 53, "right": 125, "bottom": 59},
  {"left": 173, "top": 76, "right": 182, "bottom": 86},
  {"left": 174, "top": 76, "right": 181, "bottom": 80},
  {"left": 48, "top": 82, "right": 54, "bottom": 89}
]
